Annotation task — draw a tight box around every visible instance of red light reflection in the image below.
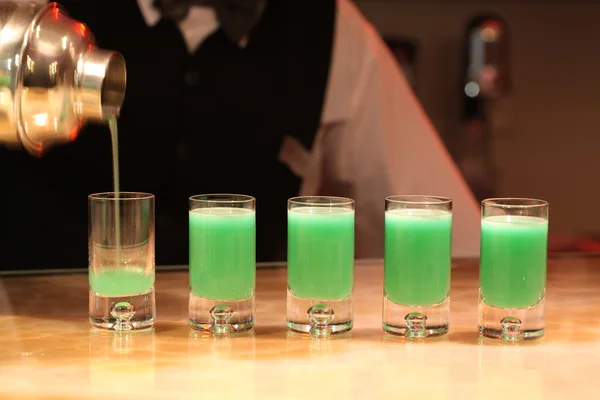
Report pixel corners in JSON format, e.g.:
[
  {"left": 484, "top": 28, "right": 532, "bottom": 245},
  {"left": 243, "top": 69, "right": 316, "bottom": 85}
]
[
  {"left": 69, "top": 125, "right": 79, "bottom": 142},
  {"left": 51, "top": 5, "right": 59, "bottom": 21}
]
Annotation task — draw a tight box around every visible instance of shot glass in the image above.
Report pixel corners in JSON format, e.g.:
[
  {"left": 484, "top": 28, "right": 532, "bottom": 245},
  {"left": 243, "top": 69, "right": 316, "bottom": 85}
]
[
  {"left": 88, "top": 192, "right": 155, "bottom": 331},
  {"left": 286, "top": 196, "right": 355, "bottom": 336},
  {"left": 188, "top": 194, "right": 256, "bottom": 335},
  {"left": 479, "top": 198, "right": 549, "bottom": 341},
  {"left": 382, "top": 195, "right": 452, "bottom": 338}
]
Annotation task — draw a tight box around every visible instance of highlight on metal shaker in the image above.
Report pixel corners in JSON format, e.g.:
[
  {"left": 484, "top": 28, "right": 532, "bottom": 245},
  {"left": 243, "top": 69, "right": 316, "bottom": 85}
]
[{"left": 0, "top": 1, "right": 126, "bottom": 156}]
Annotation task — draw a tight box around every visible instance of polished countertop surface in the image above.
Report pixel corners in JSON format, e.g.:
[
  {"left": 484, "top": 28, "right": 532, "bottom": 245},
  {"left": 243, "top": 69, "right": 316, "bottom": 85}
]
[{"left": 1, "top": 257, "right": 599, "bottom": 399}]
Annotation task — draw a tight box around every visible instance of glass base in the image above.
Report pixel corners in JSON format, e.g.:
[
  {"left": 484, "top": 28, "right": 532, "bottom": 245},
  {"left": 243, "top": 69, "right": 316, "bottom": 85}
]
[
  {"left": 89, "top": 287, "right": 155, "bottom": 331},
  {"left": 478, "top": 292, "right": 545, "bottom": 341},
  {"left": 188, "top": 293, "right": 255, "bottom": 335},
  {"left": 286, "top": 289, "right": 353, "bottom": 336},
  {"left": 382, "top": 295, "right": 449, "bottom": 338}
]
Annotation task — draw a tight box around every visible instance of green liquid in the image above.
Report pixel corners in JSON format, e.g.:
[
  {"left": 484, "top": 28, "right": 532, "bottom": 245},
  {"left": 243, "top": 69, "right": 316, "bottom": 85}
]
[
  {"left": 90, "top": 268, "right": 154, "bottom": 297},
  {"left": 189, "top": 207, "right": 255, "bottom": 301},
  {"left": 384, "top": 209, "right": 452, "bottom": 305},
  {"left": 287, "top": 207, "right": 354, "bottom": 300},
  {"left": 480, "top": 215, "right": 548, "bottom": 308}
]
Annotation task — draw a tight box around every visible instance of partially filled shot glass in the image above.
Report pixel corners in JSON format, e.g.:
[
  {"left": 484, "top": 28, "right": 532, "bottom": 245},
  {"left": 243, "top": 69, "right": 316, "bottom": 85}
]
[
  {"left": 479, "top": 198, "right": 549, "bottom": 341},
  {"left": 287, "top": 196, "right": 354, "bottom": 336},
  {"left": 188, "top": 194, "right": 256, "bottom": 335},
  {"left": 383, "top": 195, "right": 452, "bottom": 338},
  {"left": 88, "top": 192, "right": 155, "bottom": 331}
]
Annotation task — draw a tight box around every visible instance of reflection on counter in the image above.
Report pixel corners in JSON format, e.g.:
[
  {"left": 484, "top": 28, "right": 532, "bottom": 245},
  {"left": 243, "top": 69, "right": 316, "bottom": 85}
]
[
  {"left": 477, "top": 338, "right": 544, "bottom": 400},
  {"left": 88, "top": 329, "right": 156, "bottom": 395},
  {"left": 1, "top": 262, "right": 600, "bottom": 398},
  {"left": 381, "top": 335, "right": 452, "bottom": 399},
  {"left": 188, "top": 329, "right": 257, "bottom": 398},
  {"left": 283, "top": 332, "right": 354, "bottom": 399}
]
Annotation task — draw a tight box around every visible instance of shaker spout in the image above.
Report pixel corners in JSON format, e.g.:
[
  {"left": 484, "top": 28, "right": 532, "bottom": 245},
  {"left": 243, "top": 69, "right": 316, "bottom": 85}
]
[{"left": 77, "top": 49, "right": 126, "bottom": 122}]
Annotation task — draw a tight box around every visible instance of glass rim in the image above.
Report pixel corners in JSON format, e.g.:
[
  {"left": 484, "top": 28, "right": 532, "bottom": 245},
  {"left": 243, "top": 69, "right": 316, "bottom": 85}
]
[
  {"left": 89, "top": 192, "right": 155, "bottom": 201},
  {"left": 385, "top": 195, "right": 452, "bottom": 205},
  {"left": 189, "top": 193, "right": 255, "bottom": 204},
  {"left": 482, "top": 197, "right": 548, "bottom": 209},
  {"left": 288, "top": 195, "right": 355, "bottom": 206}
]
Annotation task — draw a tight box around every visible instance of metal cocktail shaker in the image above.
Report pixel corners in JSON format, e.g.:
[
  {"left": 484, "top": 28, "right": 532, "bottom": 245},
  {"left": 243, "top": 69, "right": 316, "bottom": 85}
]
[{"left": 0, "top": 1, "right": 126, "bottom": 155}]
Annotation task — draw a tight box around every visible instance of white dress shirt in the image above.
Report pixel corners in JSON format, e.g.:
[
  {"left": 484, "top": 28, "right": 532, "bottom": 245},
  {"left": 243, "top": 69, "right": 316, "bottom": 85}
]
[
  {"left": 309, "top": 0, "right": 481, "bottom": 258},
  {"left": 32, "top": 0, "right": 481, "bottom": 258}
]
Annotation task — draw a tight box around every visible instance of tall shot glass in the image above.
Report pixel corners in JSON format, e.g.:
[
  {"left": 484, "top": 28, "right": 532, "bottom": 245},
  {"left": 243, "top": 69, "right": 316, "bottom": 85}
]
[
  {"left": 479, "top": 198, "right": 549, "bottom": 341},
  {"left": 88, "top": 192, "right": 155, "bottom": 331},
  {"left": 286, "top": 196, "right": 355, "bottom": 336},
  {"left": 188, "top": 194, "right": 256, "bottom": 335},
  {"left": 382, "top": 195, "right": 452, "bottom": 338}
]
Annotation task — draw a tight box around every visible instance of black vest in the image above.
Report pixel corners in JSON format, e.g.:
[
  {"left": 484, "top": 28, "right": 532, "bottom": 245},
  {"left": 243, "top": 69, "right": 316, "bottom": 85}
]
[{"left": 0, "top": 0, "right": 335, "bottom": 269}]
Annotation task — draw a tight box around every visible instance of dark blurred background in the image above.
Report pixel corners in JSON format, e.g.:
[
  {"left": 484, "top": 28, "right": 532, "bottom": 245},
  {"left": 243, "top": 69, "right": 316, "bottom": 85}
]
[
  {"left": 3, "top": 0, "right": 599, "bottom": 270},
  {"left": 367, "top": 1, "right": 600, "bottom": 242}
]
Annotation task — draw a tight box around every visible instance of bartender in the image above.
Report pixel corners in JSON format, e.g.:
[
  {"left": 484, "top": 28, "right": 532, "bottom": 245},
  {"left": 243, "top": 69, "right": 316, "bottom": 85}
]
[{"left": 0, "top": 0, "right": 479, "bottom": 270}]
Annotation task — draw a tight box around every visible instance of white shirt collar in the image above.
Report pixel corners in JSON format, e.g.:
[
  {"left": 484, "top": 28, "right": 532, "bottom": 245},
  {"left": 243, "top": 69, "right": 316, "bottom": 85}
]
[
  {"left": 136, "top": 0, "right": 220, "bottom": 52},
  {"left": 137, "top": 0, "right": 161, "bottom": 27}
]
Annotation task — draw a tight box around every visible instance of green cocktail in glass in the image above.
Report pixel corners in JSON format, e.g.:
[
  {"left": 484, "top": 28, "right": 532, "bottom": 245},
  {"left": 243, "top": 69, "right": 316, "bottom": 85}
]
[
  {"left": 382, "top": 196, "right": 452, "bottom": 338},
  {"left": 189, "top": 207, "right": 256, "bottom": 300},
  {"left": 478, "top": 198, "right": 549, "bottom": 341},
  {"left": 480, "top": 215, "right": 548, "bottom": 308},
  {"left": 384, "top": 209, "right": 452, "bottom": 305},
  {"left": 287, "top": 207, "right": 354, "bottom": 300},
  {"left": 188, "top": 194, "right": 256, "bottom": 334},
  {"left": 287, "top": 196, "right": 355, "bottom": 336},
  {"left": 90, "top": 268, "right": 154, "bottom": 297}
]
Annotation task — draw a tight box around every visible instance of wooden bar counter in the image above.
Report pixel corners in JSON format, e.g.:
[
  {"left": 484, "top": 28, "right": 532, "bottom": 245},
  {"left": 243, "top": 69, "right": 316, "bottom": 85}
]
[{"left": 1, "top": 257, "right": 599, "bottom": 399}]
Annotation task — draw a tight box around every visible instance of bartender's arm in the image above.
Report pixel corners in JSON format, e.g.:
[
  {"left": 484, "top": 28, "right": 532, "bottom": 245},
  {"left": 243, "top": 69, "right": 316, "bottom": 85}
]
[{"left": 298, "top": 0, "right": 480, "bottom": 258}]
